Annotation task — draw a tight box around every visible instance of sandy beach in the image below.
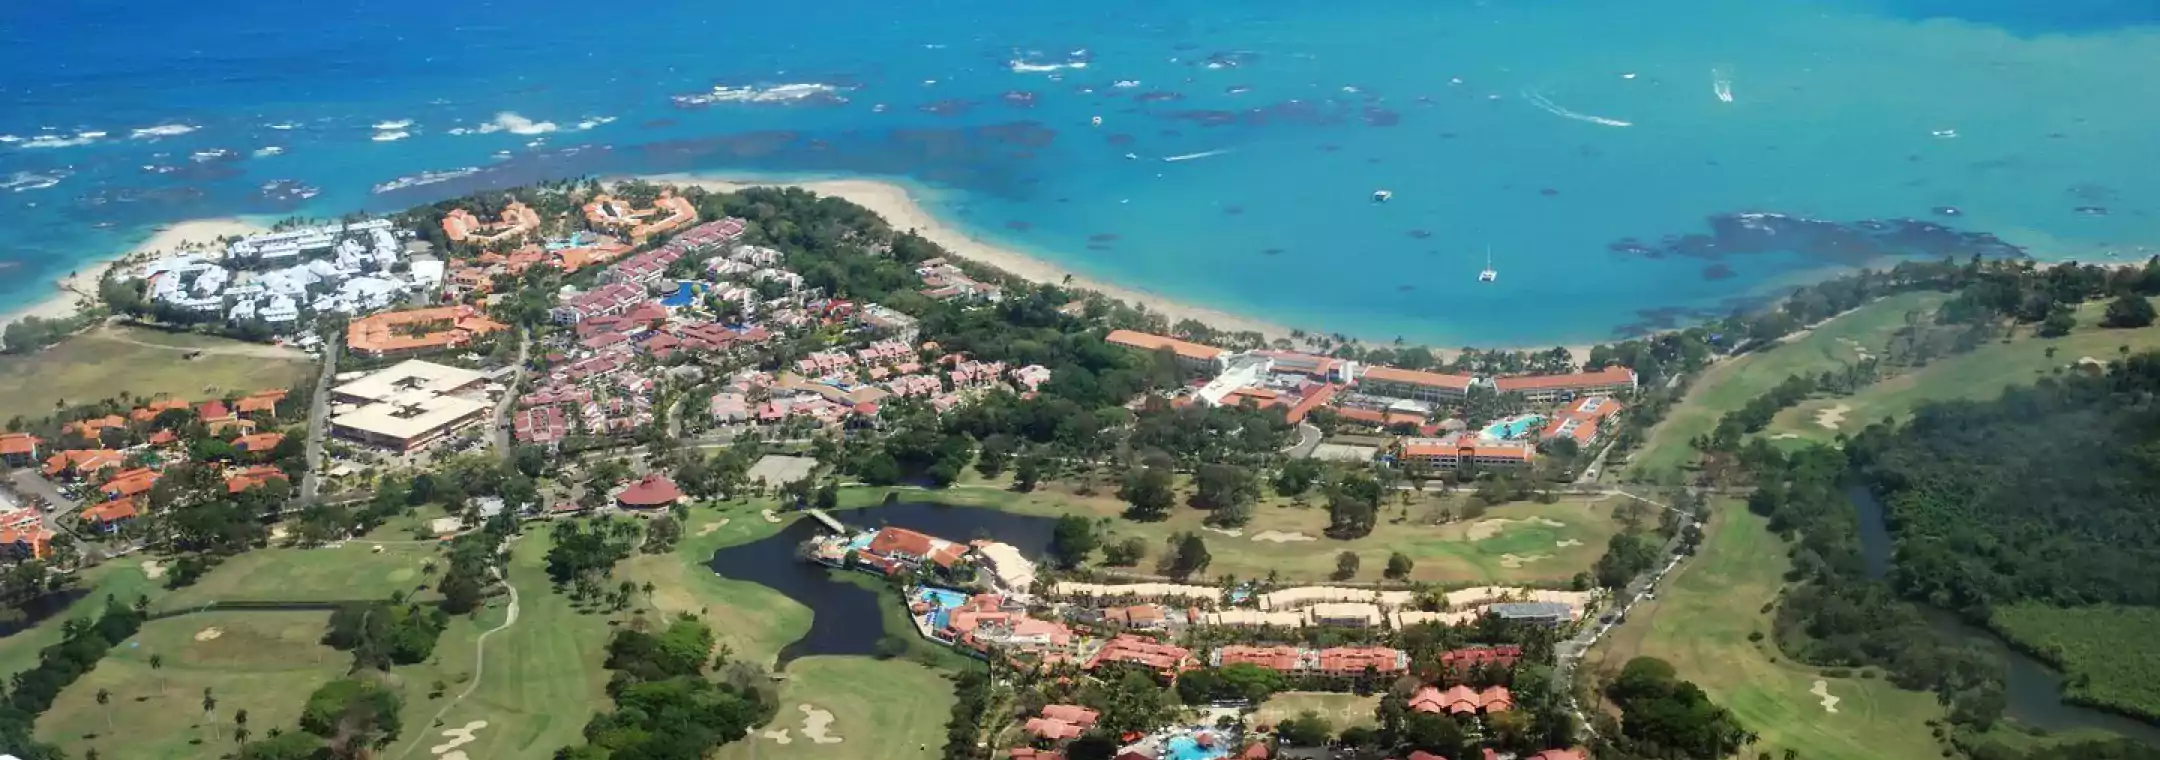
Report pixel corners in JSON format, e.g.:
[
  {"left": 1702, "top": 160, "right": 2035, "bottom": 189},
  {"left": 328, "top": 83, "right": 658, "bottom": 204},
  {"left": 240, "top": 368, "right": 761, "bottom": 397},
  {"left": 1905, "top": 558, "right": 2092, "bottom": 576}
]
[
  {"left": 0, "top": 217, "right": 269, "bottom": 334},
  {"left": 645, "top": 173, "right": 1593, "bottom": 360}
]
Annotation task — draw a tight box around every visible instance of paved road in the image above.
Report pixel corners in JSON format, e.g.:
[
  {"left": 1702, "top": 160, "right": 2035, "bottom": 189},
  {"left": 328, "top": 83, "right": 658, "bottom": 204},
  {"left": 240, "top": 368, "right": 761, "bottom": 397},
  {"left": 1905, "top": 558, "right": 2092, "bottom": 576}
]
[
  {"left": 488, "top": 329, "right": 530, "bottom": 459},
  {"left": 1553, "top": 487, "right": 1704, "bottom": 739},
  {"left": 1283, "top": 423, "right": 1323, "bottom": 458},
  {"left": 298, "top": 339, "right": 339, "bottom": 504}
]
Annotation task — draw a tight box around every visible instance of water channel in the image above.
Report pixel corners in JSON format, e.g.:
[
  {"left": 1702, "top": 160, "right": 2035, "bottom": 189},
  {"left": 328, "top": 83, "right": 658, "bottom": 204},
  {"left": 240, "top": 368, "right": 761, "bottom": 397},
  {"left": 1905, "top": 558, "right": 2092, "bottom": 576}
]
[
  {"left": 1847, "top": 483, "right": 2160, "bottom": 744},
  {"left": 706, "top": 500, "right": 1057, "bottom": 664}
]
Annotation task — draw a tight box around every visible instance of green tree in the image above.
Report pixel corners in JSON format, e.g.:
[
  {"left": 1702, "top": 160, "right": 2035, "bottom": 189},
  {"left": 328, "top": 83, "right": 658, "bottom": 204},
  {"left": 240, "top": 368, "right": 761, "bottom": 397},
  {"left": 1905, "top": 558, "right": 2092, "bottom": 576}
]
[
  {"left": 2102, "top": 295, "right": 2156, "bottom": 329},
  {"left": 1103, "top": 536, "right": 1148, "bottom": 567},
  {"left": 1276, "top": 710, "right": 1333, "bottom": 746},
  {"left": 1162, "top": 532, "right": 1212, "bottom": 580},
  {"left": 1385, "top": 552, "right": 1415, "bottom": 579},
  {"left": 1119, "top": 466, "right": 1175, "bottom": 521},
  {"left": 1049, "top": 515, "right": 1099, "bottom": 569},
  {"left": 1333, "top": 551, "right": 1361, "bottom": 580}
]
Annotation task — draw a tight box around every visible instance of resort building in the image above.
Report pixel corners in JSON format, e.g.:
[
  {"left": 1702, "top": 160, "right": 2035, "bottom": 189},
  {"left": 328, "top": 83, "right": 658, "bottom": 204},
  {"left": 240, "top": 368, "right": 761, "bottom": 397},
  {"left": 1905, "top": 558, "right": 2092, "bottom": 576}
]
[
  {"left": 1210, "top": 645, "right": 1410, "bottom": 681},
  {"left": 1052, "top": 582, "right": 1220, "bottom": 606},
  {"left": 346, "top": 305, "right": 508, "bottom": 357},
  {"left": 0, "top": 433, "right": 40, "bottom": 467},
  {"left": 328, "top": 360, "right": 493, "bottom": 451},
  {"left": 1491, "top": 366, "right": 1638, "bottom": 403},
  {"left": 42, "top": 449, "right": 124, "bottom": 480},
  {"left": 1489, "top": 601, "right": 1577, "bottom": 626},
  {"left": 441, "top": 202, "right": 541, "bottom": 244},
  {"left": 1409, "top": 684, "right": 1514, "bottom": 715},
  {"left": 1024, "top": 704, "right": 1100, "bottom": 742},
  {"left": 1356, "top": 366, "right": 1478, "bottom": 403},
  {"left": 1439, "top": 645, "right": 1524, "bottom": 675},
  {"left": 970, "top": 541, "right": 1039, "bottom": 593},
  {"left": 1205, "top": 609, "right": 1308, "bottom": 629},
  {"left": 1539, "top": 395, "right": 1625, "bottom": 448},
  {"left": 1258, "top": 586, "right": 1415, "bottom": 611},
  {"left": 1104, "top": 330, "right": 1229, "bottom": 375},
  {"left": 861, "top": 526, "right": 968, "bottom": 573},
  {"left": 1305, "top": 602, "right": 1385, "bottom": 628},
  {"left": 1085, "top": 634, "right": 1194, "bottom": 680},
  {"left": 1393, "top": 434, "right": 1536, "bottom": 470},
  {"left": 0, "top": 504, "right": 53, "bottom": 561},
  {"left": 616, "top": 473, "right": 685, "bottom": 510},
  {"left": 583, "top": 192, "right": 699, "bottom": 241}
]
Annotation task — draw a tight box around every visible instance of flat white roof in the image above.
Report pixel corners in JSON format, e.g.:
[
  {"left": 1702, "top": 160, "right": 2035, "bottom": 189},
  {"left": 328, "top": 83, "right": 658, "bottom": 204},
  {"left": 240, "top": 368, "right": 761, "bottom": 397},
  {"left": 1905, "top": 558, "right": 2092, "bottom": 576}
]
[
  {"left": 333, "top": 393, "right": 489, "bottom": 441},
  {"left": 334, "top": 359, "right": 487, "bottom": 402}
]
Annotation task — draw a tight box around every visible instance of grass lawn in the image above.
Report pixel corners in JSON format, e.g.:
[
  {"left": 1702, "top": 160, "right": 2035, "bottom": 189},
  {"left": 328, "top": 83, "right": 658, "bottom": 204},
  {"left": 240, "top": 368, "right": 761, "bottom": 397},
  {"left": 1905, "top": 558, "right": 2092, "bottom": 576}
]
[
  {"left": 383, "top": 529, "right": 615, "bottom": 760},
  {"left": 1255, "top": 691, "right": 1378, "bottom": 730},
  {"left": 0, "top": 562, "right": 158, "bottom": 681},
  {"left": 847, "top": 484, "right": 1624, "bottom": 587},
  {"left": 714, "top": 655, "right": 956, "bottom": 760},
  {"left": 156, "top": 539, "right": 443, "bottom": 611},
  {"left": 618, "top": 501, "right": 814, "bottom": 665},
  {"left": 1582, "top": 502, "right": 1947, "bottom": 760},
  {"left": 40, "top": 611, "right": 348, "bottom": 760},
  {"left": 1767, "top": 313, "right": 2160, "bottom": 443},
  {"left": 0, "top": 325, "right": 314, "bottom": 421},
  {"left": 1991, "top": 603, "right": 2160, "bottom": 723},
  {"left": 1627, "top": 292, "right": 1945, "bottom": 478}
]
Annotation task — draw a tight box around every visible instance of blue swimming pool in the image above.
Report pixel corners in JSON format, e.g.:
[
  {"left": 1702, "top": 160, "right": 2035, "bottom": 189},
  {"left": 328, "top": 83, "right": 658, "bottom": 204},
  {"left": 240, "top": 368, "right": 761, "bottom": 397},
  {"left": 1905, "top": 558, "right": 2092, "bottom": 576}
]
[
  {"left": 915, "top": 587, "right": 969, "bottom": 631},
  {"left": 1164, "top": 734, "right": 1231, "bottom": 760},
  {"left": 1481, "top": 414, "right": 1546, "bottom": 440}
]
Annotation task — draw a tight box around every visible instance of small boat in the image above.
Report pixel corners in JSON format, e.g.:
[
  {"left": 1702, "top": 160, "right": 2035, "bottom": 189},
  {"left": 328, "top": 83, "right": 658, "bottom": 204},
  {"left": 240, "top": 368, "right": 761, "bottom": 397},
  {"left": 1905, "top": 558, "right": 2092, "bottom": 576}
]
[
  {"left": 1373, "top": 189, "right": 1393, "bottom": 202},
  {"left": 1478, "top": 246, "right": 1498, "bottom": 282},
  {"left": 1091, "top": 115, "right": 1103, "bottom": 126}
]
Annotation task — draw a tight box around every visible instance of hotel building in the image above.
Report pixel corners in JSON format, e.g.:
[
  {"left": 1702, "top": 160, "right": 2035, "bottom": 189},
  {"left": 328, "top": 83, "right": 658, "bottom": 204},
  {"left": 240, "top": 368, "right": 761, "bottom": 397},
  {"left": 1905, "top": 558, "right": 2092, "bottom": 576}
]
[
  {"left": 328, "top": 360, "right": 494, "bottom": 451},
  {"left": 1490, "top": 366, "right": 1638, "bottom": 403},
  {"left": 1356, "top": 366, "right": 1479, "bottom": 403}
]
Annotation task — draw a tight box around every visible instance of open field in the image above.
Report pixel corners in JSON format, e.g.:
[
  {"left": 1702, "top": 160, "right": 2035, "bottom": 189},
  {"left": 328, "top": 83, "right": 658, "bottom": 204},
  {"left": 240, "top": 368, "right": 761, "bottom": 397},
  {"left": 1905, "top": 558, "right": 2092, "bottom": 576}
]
[
  {"left": 619, "top": 501, "right": 815, "bottom": 665},
  {"left": 1768, "top": 313, "right": 2160, "bottom": 443},
  {"left": 41, "top": 611, "right": 348, "bottom": 759},
  {"left": 1582, "top": 503, "right": 1947, "bottom": 760},
  {"left": 844, "top": 484, "right": 1624, "bottom": 586},
  {"left": 385, "top": 529, "right": 614, "bottom": 760},
  {"left": 0, "top": 325, "right": 314, "bottom": 421},
  {"left": 1255, "top": 691, "right": 1379, "bottom": 730},
  {"left": 1992, "top": 603, "right": 2160, "bottom": 723},
  {"left": 0, "top": 562, "right": 157, "bottom": 681},
  {"left": 715, "top": 656, "right": 956, "bottom": 760},
  {"left": 157, "top": 539, "right": 442, "bottom": 611},
  {"left": 1627, "top": 292, "right": 1945, "bottom": 477}
]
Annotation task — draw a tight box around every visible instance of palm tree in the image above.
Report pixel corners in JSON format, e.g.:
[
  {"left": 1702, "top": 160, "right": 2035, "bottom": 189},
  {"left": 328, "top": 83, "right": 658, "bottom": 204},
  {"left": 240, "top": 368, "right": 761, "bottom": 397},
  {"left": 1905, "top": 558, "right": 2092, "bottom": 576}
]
[
  {"left": 233, "top": 724, "right": 251, "bottom": 747},
  {"left": 201, "top": 686, "right": 217, "bottom": 724},
  {"left": 148, "top": 654, "right": 165, "bottom": 695},
  {"left": 95, "top": 688, "right": 112, "bottom": 731}
]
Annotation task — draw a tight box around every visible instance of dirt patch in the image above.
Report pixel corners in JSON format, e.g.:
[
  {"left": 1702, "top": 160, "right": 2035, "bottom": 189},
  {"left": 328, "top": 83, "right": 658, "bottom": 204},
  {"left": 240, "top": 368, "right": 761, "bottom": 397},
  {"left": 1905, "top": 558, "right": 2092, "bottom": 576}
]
[
  {"left": 1811, "top": 680, "right": 1842, "bottom": 713},
  {"left": 799, "top": 704, "right": 843, "bottom": 744},
  {"left": 194, "top": 627, "right": 223, "bottom": 642},
  {"left": 1498, "top": 553, "right": 1549, "bottom": 569},
  {"left": 1467, "top": 516, "right": 1566, "bottom": 541},
  {"left": 141, "top": 560, "right": 166, "bottom": 579},
  {"left": 431, "top": 720, "right": 488, "bottom": 758},
  {"left": 1251, "top": 531, "right": 1316, "bottom": 543},
  {"left": 1815, "top": 403, "right": 1851, "bottom": 430},
  {"left": 760, "top": 509, "right": 783, "bottom": 524},
  {"left": 697, "top": 519, "right": 730, "bottom": 537}
]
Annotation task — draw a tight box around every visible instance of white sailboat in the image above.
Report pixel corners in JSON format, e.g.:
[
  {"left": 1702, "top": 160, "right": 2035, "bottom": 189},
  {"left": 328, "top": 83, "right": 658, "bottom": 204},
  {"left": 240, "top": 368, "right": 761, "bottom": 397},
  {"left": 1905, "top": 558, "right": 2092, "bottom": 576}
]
[
  {"left": 1712, "top": 66, "right": 1735, "bottom": 103},
  {"left": 1478, "top": 246, "right": 1498, "bottom": 282}
]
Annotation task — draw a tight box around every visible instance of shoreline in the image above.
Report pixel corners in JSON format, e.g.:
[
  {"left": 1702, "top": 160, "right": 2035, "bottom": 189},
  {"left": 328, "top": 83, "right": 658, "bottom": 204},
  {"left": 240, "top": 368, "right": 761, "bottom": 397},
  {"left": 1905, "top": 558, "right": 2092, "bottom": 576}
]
[
  {"left": 643, "top": 172, "right": 1595, "bottom": 361},
  {"left": 0, "top": 217, "right": 271, "bottom": 335}
]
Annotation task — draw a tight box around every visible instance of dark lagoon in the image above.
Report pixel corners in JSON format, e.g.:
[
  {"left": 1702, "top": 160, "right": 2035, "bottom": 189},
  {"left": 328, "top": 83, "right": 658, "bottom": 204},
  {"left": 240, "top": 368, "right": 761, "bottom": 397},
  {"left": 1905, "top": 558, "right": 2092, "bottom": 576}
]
[
  {"left": 1849, "top": 484, "right": 2160, "bottom": 745},
  {"left": 706, "top": 500, "right": 1057, "bottom": 663}
]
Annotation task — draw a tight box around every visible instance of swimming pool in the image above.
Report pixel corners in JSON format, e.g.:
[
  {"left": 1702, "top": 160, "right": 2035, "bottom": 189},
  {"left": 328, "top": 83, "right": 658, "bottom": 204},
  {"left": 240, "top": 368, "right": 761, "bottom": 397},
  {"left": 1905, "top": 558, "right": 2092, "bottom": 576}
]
[
  {"left": 1163, "top": 734, "right": 1231, "bottom": 760},
  {"left": 1480, "top": 414, "right": 1546, "bottom": 440}
]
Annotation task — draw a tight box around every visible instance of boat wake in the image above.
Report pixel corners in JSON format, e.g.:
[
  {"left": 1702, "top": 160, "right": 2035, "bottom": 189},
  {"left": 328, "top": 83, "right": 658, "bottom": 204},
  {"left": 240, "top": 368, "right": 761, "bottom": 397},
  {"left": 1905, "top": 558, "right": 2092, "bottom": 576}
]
[
  {"left": 1520, "top": 90, "right": 1632, "bottom": 127},
  {"left": 1161, "top": 148, "right": 1232, "bottom": 162},
  {"left": 1711, "top": 66, "right": 1735, "bottom": 103}
]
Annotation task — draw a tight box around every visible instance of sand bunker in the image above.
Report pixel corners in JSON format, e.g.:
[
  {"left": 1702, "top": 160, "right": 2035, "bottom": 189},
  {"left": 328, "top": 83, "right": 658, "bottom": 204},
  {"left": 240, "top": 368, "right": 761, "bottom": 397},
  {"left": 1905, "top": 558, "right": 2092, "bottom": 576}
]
[
  {"left": 1201, "top": 525, "right": 1244, "bottom": 538},
  {"left": 1554, "top": 539, "right": 1583, "bottom": 548},
  {"left": 141, "top": 560, "right": 165, "bottom": 579},
  {"left": 1811, "top": 680, "right": 1841, "bottom": 713},
  {"left": 1770, "top": 433, "right": 1800, "bottom": 440},
  {"left": 194, "top": 627, "right": 223, "bottom": 642},
  {"left": 1251, "top": 531, "right": 1316, "bottom": 543},
  {"left": 1815, "top": 403, "right": 1851, "bottom": 430},
  {"left": 760, "top": 509, "right": 783, "bottom": 524},
  {"left": 762, "top": 728, "right": 793, "bottom": 744},
  {"left": 431, "top": 720, "right": 487, "bottom": 759},
  {"left": 1467, "top": 516, "right": 1567, "bottom": 541},
  {"left": 799, "top": 704, "right": 843, "bottom": 744},
  {"left": 1498, "top": 553, "right": 1549, "bottom": 569},
  {"left": 697, "top": 519, "right": 730, "bottom": 537}
]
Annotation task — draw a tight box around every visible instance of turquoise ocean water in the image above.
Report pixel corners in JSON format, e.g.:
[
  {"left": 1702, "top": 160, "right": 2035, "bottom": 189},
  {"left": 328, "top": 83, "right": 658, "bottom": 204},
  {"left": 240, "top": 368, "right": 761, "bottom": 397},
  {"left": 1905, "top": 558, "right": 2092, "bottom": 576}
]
[{"left": 3, "top": 0, "right": 2157, "bottom": 346}]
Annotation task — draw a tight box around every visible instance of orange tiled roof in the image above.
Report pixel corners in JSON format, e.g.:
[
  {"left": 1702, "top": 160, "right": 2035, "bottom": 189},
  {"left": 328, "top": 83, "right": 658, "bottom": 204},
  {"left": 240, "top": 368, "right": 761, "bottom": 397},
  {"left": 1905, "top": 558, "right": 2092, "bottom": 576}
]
[
  {"left": 0, "top": 433, "right": 38, "bottom": 456},
  {"left": 225, "top": 464, "right": 289, "bottom": 494},
  {"left": 197, "top": 400, "right": 233, "bottom": 421},
  {"left": 235, "top": 390, "right": 288, "bottom": 415},
  {"left": 235, "top": 432, "right": 285, "bottom": 453},
  {"left": 80, "top": 499, "right": 139, "bottom": 525},
  {"left": 1491, "top": 366, "right": 1636, "bottom": 393},
  {"left": 0, "top": 523, "right": 52, "bottom": 559},
  {"left": 64, "top": 415, "right": 128, "bottom": 437},
  {"left": 1088, "top": 634, "right": 1192, "bottom": 673},
  {"left": 1104, "top": 330, "right": 1225, "bottom": 363},
  {"left": 1360, "top": 366, "right": 1476, "bottom": 391},
  {"left": 100, "top": 468, "right": 160, "bottom": 499},
  {"left": 346, "top": 305, "right": 508, "bottom": 355},
  {"left": 1216, "top": 645, "right": 1303, "bottom": 671},
  {"left": 43, "top": 449, "right": 123, "bottom": 477},
  {"left": 130, "top": 399, "right": 191, "bottom": 423}
]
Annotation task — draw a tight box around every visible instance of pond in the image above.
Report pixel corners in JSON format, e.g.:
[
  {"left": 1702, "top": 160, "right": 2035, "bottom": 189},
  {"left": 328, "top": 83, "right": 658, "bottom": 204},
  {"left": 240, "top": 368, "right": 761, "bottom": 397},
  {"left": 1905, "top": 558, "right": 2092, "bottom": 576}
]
[
  {"left": 1848, "top": 483, "right": 2160, "bottom": 744},
  {"left": 706, "top": 500, "right": 1058, "bottom": 664}
]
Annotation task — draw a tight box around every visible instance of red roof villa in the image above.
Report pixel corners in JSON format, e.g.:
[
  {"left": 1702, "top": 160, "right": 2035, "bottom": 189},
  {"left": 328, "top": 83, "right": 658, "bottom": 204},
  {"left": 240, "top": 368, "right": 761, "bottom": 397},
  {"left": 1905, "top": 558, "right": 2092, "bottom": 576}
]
[
  {"left": 616, "top": 473, "right": 685, "bottom": 509},
  {"left": 861, "top": 526, "right": 967, "bottom": 573}
]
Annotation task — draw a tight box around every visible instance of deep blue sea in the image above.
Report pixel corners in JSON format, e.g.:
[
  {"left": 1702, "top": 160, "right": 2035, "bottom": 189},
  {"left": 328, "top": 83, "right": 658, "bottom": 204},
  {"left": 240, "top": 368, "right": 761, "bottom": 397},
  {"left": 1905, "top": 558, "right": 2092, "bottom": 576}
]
[{"left": 5, "top": 0, "right": 2158, "bottom": 346}]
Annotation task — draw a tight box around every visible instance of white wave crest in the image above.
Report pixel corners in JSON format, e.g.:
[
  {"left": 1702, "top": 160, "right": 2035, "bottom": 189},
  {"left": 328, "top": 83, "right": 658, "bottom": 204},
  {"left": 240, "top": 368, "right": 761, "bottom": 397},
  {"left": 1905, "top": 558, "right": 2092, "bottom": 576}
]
[
  {"left": 372, "top": 167, "right": 481, "bottom": 194},
  {"left": 373, "top": 119, "right": 414, "bottom": 130},
  {"left": 18, "top": 133, "right": 104, "bottom": 149},
  {"left": 1113, "top": 80, "right": 1141, "bottom": 88},
  {"left": 574, "top": 116, "right": 617, "bottom": 131},
  {"left": 266, "top": 122, "right": 297, "bottom": 131},
  {"left": 2, "top": 171, "right": 63, "bottom": 192},
  {"left": 372, "top": 130, "right": 412, "bottom": 142},
  {"left": 673, "top": 83, "right": 845, "bottom": 106},
  {"left": 131, "top": 124, "right": 198, "bottom": 139},
  {"left": 253, "top": 146, "right": 285, "bottom": 158},
  {"left": 1162, "top": 148, "right": 1232, "bottom": 162},
  {"left": 1520, "top": 90, "right": 1632, "bottom": 128}
]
